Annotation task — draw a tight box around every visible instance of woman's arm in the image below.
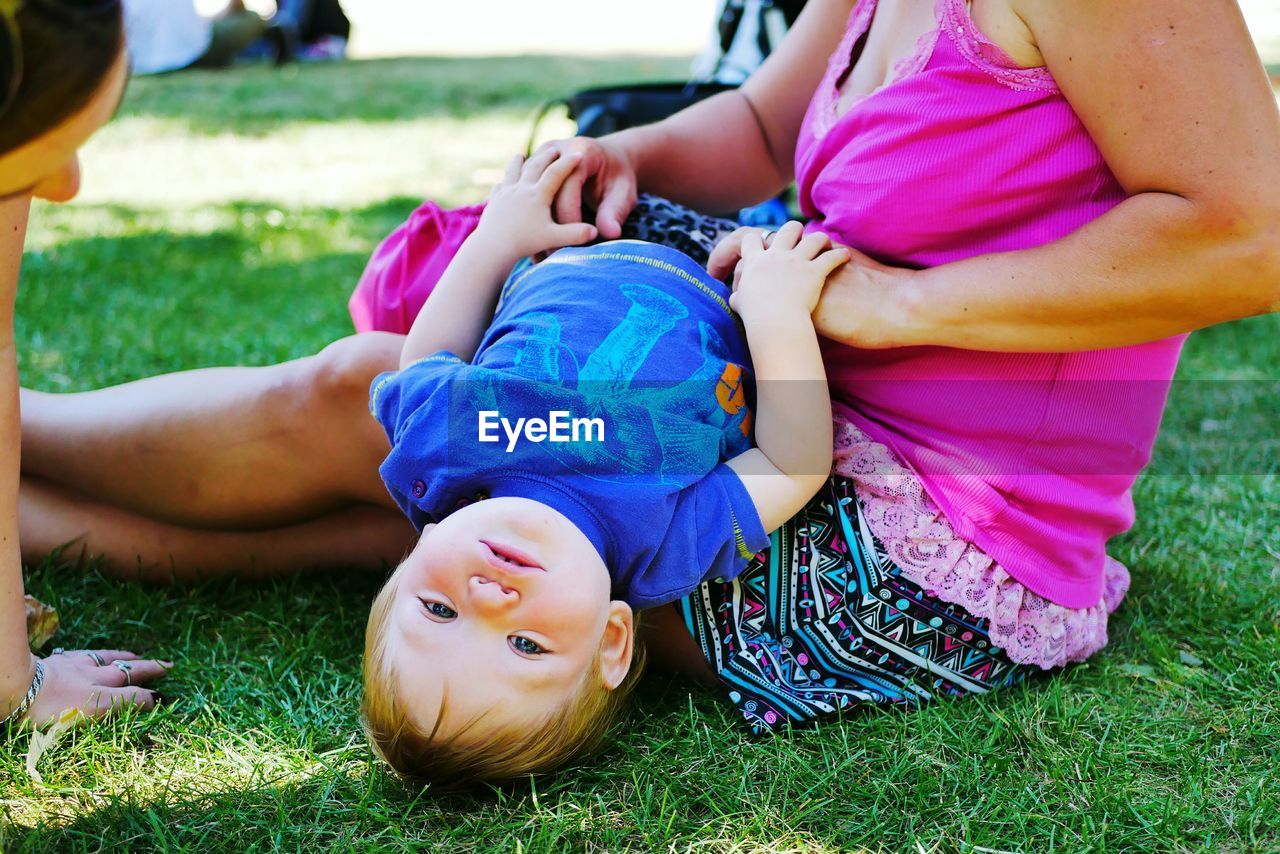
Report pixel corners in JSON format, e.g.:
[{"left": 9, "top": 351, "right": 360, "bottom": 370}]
[
  {"left": 0, "top": 197, "right": 38, "bottom": 716},
  {"left": 548, "top": 0, "right": 857, "bottom": 236},
  {"left": 1, "top": 196, "right": 169, "bottom": 725},
  {"left": 814, "top": 0, "right": 1280, "bottom": 352}
]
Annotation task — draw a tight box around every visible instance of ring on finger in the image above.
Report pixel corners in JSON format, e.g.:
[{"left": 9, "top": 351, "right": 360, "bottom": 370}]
[
  {"left": 113, "top": 660, "right": 134, "bottom": 686},
  {"left": 761, "top": 230, "right": 776, "bottom": 244},
  {"left": 86, "top": 651, "right": 106, "bottom": 666},
  {"left": 52, "top": 647, "right": 66, "bottom": 655}
]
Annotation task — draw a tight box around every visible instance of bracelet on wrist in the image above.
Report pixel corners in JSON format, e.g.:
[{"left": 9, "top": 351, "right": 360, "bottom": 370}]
[{"left": 4, "top": 659, "right": 45, "bottom": 726}]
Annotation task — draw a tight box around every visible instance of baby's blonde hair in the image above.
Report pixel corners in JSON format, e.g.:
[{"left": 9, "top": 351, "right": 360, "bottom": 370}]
[{"left": 360, "top": 569, "right": 645, "bottom": 788}]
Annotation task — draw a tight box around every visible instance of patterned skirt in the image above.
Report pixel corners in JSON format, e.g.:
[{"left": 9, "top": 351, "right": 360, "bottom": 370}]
[{"left": 677, "top": 477, "right": 1034, "bottom": 733}]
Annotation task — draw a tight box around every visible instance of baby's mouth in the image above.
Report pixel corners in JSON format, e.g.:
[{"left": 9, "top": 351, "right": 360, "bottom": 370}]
[{"left": 479, "top": 540, "right": 546, "bottom": 573}]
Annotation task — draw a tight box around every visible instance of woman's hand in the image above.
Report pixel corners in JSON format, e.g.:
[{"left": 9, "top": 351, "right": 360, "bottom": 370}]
[
  {"left": 811, "top": 245, "right": 919, "bottom": 350},
  {"left": 475, "top": 149, "right": 599, "bottom": 261},
  {"left": 710, "top": 226, "right": 916, "bottom": 350},
  {"left": 21, "top": 649, "right": 171, "bottom": 727},
  {"left": 530, "top": 136, "right": 639, "bottom": 240}
]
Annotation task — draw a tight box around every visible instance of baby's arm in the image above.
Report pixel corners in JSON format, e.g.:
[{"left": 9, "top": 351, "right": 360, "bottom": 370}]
[
  {"left": 400, "top": 151, "right": 597, "bottom": 368},
  {"left": 723, "top": 222, "right": 848, "bottom": 533}
]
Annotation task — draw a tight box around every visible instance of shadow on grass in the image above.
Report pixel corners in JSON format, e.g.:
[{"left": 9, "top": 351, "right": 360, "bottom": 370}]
[
  {"left": 118, "top": 55, "right": 693, "bottom": 137},
  {"left": 6, "top": 774, "right": 427, "bottom": 851}
]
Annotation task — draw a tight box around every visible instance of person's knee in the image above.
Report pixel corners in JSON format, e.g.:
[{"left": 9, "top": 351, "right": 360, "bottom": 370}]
[
  {"left": 273, "top": 332, "right": 405, "bottom": 470},
  {"left": 303, "top": 332, "right": 404, "bottom": 411}
]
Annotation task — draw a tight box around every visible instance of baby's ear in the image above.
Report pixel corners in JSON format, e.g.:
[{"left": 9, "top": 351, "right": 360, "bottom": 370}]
[{"left": 597, "top": 601, "right": 635, "bottom": 690}]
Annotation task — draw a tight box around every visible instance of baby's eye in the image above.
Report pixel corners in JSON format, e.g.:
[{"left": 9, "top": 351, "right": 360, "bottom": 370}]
[
  {"left": 509, "top": 636, "right": 546, "bottom": 656},
  {"left": 420, "top": 600, "right": 457, "bottom": 620}
]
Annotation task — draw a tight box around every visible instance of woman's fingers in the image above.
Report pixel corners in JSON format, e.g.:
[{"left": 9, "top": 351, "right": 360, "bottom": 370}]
[
  {"left": 49, "top": 648, "right": 111, "bottom": 669},
  {"left": 593, "top": 175, "right": 635, "bottom": 240},
  {"left": 739, "top": 229, "right": 765, "bottom": 258},
  {"left": 85, "top": 686, "right": 159, "bottom": 718},
  {"left": 536, "top": 137, "right": 638, "bottom": 238},
  {"left": 25, "top": 651, "right": 171, "bottom": 727},
  {"left": 99, "top": 658, "right": 172, "bottom": 688},
  {"left": 501, "top": 153, "right": 524, "bottom": 185},
  {"left": 707, "top": 228, "right": 751, "bottom": 280},
  {"left": 82, "top": 650, "right": 140, "bottom": 667}
]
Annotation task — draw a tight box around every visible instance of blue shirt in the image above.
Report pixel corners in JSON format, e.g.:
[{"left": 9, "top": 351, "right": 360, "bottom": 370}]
[{"left": 370, "top": 241, "right": 769, "bottom": 609}]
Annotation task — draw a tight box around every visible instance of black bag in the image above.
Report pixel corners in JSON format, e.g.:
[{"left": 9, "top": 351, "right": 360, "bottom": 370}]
[
  {"left": 527, "top": 81, "right": 734, "bottom": 153},
  {"left": 527, "top": 1, "right": 810, "bottom": 151}
]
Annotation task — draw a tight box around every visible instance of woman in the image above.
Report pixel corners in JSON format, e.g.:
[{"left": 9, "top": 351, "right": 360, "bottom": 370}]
[
  {"left": 1, "top": 0, "right": 169, "bottom": 728},
  {"left": 16, "top": 0, "right": 1280, "bottom": 734}
]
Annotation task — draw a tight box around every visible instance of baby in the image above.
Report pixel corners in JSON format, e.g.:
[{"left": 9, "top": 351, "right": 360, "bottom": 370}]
[{"left": 362, "top": 150, "right": 847, "bottom": 786}]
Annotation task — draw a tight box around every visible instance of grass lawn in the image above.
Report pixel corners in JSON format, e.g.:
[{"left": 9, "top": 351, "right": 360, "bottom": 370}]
[{"left": 3, "top": 56, "right": 1279, "bottom": 851}]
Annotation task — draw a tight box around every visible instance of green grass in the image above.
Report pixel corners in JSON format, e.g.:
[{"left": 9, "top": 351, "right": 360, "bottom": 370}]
[{"left": 4, "top": 56, "right": 1280, "bottom": 851}]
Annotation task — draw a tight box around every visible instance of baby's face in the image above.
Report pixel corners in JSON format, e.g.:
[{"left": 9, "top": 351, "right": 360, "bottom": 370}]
[{"left": 382, "top": 497, "right": 633, "bottom": 745}]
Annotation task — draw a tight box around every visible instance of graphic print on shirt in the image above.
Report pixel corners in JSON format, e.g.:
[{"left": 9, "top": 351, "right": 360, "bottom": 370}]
[{"left": 461, "top": 278, "right": 753, "bottom": 484}]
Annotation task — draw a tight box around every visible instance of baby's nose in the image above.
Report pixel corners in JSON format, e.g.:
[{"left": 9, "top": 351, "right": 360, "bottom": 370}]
[{"left": 468, "top": 574, "right": 519, "bottom": 609}]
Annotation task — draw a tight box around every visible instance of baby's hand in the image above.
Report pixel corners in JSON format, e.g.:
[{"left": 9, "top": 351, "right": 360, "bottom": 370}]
[
  {"left": 725, "top": 222, "right": 850, "bottom": 323},
  {"left": 476, "top": 150, "right": 598, "bottom": 260}
]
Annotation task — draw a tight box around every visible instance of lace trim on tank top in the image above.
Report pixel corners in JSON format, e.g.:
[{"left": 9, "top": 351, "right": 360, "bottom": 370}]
[
  {"left": 938, "top": 0, "right": 1057, "bottom": 91},
  {"left": 811, "top": 2, "right": 874, "bottom": 139},
  {"left": 833, "top": 415, "right": 1130, "bottom": 670},
  {"left": 813, "top": 0, "right": 1057, "bottom": 140}
]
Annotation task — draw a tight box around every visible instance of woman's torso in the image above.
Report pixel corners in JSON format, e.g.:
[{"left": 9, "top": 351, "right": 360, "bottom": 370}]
[{"left": 794, "top": 0, "right": 1185, "bottom": 609}]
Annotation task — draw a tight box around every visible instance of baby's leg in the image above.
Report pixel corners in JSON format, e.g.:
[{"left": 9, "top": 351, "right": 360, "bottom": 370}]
[
  {"left": 21, "top": 332, "right": 403, "bottom": 530},
  {"left": 20, "top": 477, "right": 416, "bottom": 582}
]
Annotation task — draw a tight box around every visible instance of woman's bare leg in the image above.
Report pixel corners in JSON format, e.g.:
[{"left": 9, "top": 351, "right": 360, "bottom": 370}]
[
  {"left": 20, "top": 477, "right": 417, "bottom": 583},
  {"left": 21, "top": 332, "right": 403, "bottom": 530}
]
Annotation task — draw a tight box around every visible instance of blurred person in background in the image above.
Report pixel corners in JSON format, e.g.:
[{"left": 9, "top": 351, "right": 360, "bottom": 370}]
[
  {"left": 123, "top": 0, "right": 268, "bottom": 73},
  {"left": 265, "top": 0, "right": 349, "bottom": 64}
]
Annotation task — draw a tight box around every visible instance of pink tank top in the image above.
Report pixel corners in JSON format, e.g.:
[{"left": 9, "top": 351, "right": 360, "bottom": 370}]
[{"left": 797, "top": 0, "right": 1185, "bottom": 609}]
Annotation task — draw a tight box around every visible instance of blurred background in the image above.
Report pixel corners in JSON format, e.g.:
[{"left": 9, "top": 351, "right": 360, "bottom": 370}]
[
  {"left": 202, "top": 0, "right": 1278, "bottom": 62},
  {"left": 1246, "top": 0, "right": 1280, "bottom": 63},
  {"left": 93, "top": 0, "right": 1280, "bottom": 213},
  {"left": 340, "top": 0, "right": 719, "bottom": 58},
  {"left": 196, "top": 0, "right": 719, "bottom": 58}
]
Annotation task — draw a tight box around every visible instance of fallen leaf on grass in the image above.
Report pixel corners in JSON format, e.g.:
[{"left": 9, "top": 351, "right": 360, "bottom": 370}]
[
  {"left": 25, "top": 709, "right": 85, "bottom": 783},
  {"left": 24, "top": 595, "right": 59, "bottom": 649}
]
